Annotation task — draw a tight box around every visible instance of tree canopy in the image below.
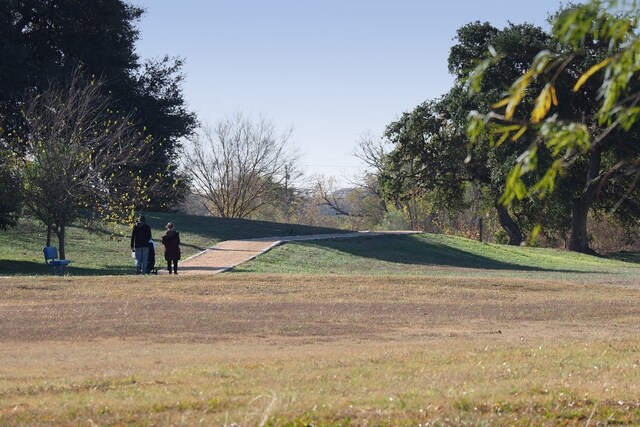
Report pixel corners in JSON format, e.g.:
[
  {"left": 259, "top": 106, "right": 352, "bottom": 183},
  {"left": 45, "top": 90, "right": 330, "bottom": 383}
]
[
  {"left": 0, "top": 0, "right": 141, "bottom": 132},
  {"left": 381, "top": 22, "right": 557, "bottom": 246},
  {"left": 0, "top": 147, "right": 22, "bottom": 230},
  {"left": 10, "top": 69, "right": 153, "bottom": 258},
  {"left": 0, "top": 0, "right": 196, "bottom": 211},
  {"left": 468, "top": 0, "right": 640, "bottom": 252}
]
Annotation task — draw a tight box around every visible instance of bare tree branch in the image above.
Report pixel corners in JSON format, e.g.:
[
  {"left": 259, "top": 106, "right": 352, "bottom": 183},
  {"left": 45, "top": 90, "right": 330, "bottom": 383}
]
[
  {"left": 14, "top": 67, "right": 152, "bottom": 258},
  {"left": 315, "top": 179, "right": 364, "bottom": 218},
  {"left": 183, "top": 112, "right": 300, "bottom": 218}
]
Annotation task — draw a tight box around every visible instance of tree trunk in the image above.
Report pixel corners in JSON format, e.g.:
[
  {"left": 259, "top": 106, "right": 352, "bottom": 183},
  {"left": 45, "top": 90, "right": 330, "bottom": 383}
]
[
  {"left": 495, "top": 200, "right": 523, "bottom": 246},
  {"left": 567, "top": 199, "right": 597, "bottom": 254},
  {"left": 57, "top": 223, "right": 66, "bottom": 260},
  {"left": 567, "top": 149, "right": 601, "bottom": 255}
]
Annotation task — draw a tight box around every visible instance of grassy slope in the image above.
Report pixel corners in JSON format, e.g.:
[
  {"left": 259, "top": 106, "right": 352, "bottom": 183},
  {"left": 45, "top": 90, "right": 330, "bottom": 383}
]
[
  {"left": 0, "top": 213, "right": 345, "bottom": 276},
  {"left": 2, "top": 212, "right": 639, "bottom": 279},
  {"left": 234, "top": 233, "right": 640, "bottom": 283}
]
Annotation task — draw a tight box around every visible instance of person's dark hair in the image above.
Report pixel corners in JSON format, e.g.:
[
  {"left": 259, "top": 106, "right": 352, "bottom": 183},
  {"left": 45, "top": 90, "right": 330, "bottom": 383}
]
[{"left": 140, "top": 215, "right": 146, "bottom": 223}]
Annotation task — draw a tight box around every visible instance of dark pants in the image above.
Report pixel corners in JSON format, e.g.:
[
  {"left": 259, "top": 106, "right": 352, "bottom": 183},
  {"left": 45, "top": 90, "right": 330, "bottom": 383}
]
[{"left": 167, "top": 259, "right": 178, "bottom": 273}]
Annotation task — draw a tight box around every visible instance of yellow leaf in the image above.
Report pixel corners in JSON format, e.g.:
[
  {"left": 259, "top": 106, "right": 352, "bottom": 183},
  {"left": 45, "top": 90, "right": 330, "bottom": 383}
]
[
  {"left": 505, "top": 99, "right": 519, "bottom": 121},
  {"left": 511, "top": 125, "right": 528, "bottom": 141},
  {"left": 529, "top": 224, "right": 542, "bottom": 245},
  {"left": 573, "top": 57, "right": 612, "bottom": 92},
  {"left": 495, "top": 130, "right": 510, "bottom": 146},
  {"left": 532, "top": 84, "right": 555, "bottom": 124},
  {"left": 504, "top": 71, "right": 534, "bottom": 120},
  {"left": 492, "top": 97, "right": 510, "bottom": 109}
]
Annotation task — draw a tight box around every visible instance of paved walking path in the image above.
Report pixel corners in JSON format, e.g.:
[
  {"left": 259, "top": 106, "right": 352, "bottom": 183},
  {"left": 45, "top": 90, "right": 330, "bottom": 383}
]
[{"left": 171, "top": 231, "right": 419, "bottom": 275}]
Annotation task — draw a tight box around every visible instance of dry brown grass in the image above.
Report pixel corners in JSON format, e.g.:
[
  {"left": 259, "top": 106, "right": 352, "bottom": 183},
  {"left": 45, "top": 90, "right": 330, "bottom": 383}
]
[{"left": 2, "top": 274, "right": 640, "bottom": 425}]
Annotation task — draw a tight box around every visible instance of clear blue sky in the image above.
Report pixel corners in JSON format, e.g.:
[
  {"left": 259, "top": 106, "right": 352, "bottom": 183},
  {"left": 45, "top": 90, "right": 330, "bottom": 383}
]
[{"left": 129, "top": 0, "right": 574, "bottom": 183}]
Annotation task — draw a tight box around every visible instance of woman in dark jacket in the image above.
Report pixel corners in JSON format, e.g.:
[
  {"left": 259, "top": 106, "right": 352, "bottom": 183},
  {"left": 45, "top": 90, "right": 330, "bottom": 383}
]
[{"left": 161, "top": 222, "right": 181, "bottom": 274}]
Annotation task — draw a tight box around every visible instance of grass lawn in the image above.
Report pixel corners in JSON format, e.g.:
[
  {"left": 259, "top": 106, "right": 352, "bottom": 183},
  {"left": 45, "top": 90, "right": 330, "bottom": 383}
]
[
  {"left": 0, "top": 213, "right": 344, "bottom": 276},
  {"left": 234, "top": 233, "right": 640, "bottom": 284},
  {"left": 3, "top": 215, "right": 640, "bottom": 425},
  {"left": 1, "top": 273, "right": 640, "bottom": 425}
]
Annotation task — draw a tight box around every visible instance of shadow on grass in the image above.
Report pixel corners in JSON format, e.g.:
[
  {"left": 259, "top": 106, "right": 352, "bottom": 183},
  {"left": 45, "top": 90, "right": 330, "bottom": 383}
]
[
  {"left": 143, "top": 212, "right": 346, "bottom": 242},
  {"left": 304, "top": 235, "right": 583, "bottom": 272},
  {"left": 68, "top": 265, "right": 135, "bottom": 276},
  {"left": 70, "top": 212, "right": 347, "bottom": 245},
  {"left": 2, "top": 214, "right": 348, "bottom": 277},
  {"left": 606, "top": 251, "right": 640, "bottom": 265},
  {"left": 0, "top": 260, "right": 134, "bottom": 277},
  {"left": 0, "top": 260, "right": 51, "bottom": 276}
]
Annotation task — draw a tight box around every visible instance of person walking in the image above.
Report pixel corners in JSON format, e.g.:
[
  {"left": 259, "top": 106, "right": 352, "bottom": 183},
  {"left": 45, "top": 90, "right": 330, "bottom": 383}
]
[
  {"left": 131, "top": 215, "right": 152, "bottom": 274},
  {"left": 162, "top": 222, "right": 181, "bottom": 274}
]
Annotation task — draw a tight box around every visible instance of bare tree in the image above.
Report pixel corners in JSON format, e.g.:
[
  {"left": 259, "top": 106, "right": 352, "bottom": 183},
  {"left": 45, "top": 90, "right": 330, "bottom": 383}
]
[
  {"left": 315, "top": 177, "right": 362, "bottom": 217},
  {"left": 184, "top": 113, "right": 300, "bottom": 218},
  {"left": 305, "top": 134, "right": 393, "bottom": 230},
  {"left": 354, "top": 131, "right": 390, "bottom": 174},
  {"left": 353, "top": 133, "right": 391, "bottom": 219},
  {"left": 13, "top": 68, "right": 152, "bottom": 259}
]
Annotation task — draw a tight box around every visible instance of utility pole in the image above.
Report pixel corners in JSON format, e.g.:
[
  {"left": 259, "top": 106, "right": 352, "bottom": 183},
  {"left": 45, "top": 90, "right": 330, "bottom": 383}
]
[{"left": 284, "top": 165, "right": 290, "bottom": 221}]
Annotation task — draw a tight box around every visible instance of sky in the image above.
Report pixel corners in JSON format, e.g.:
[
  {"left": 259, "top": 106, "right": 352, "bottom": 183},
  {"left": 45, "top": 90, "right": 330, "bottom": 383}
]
[{"left": 129, "top": 0, "right": 574, "bottom": 184}]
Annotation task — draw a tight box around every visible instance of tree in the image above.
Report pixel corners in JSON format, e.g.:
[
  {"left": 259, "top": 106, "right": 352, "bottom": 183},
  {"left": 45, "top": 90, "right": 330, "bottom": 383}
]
[
  {"left": 303, "top": 134, "right": 392, "bottom": 230},
  {"left": 0, "top": 0, "right": 196, "bottom": 209},
  {"left": 0, "top": 147, "right": 22, "bottom": 230},
  {"left": 123, "top": 55, "right": 197, "bottom": 209},
  {"left": 184, "top": 113, "right": 300, "bottom": 219},
  {"left": 312, "top": 134, "right": 390, "bottom": 225},
  {"left": 10, "top": 69, "right": 153, "bottom": 259},
  {"left": 0, "top": 0, "right": 142, "bottom": 143},
  {"left": 353, "top": 132, "right": 391, "bottom": 221},
  {"left": 381, "top": 23, "right": 557, "bottom": 245},
  {"left": 468, "top": 1, "right": 640, "bottom": 253}
]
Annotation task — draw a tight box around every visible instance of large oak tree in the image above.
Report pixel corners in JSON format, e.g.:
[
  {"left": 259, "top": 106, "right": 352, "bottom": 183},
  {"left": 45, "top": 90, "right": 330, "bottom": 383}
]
[
  {"left": 383, "top": 8, "right": 640, "bottom": 252},
  {"left": 0, "top": 0, "right": 196, "bottom": 210},
  {"left": 468, "top": 1, "right": 640, "bottom": 253},
  {"left": 382, "top": 22, "right": 555, "bottom": 245}
]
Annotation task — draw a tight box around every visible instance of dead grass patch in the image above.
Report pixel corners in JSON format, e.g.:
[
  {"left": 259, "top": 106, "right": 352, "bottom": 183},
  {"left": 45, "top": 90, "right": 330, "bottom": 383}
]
[{"left": 1, "top": 274, "right": 640, "bottom": 425}]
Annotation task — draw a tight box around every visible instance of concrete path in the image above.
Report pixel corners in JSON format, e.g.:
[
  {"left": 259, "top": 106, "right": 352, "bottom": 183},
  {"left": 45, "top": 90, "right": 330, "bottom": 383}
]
[{"left": 171, "top": 231, "right": 419, "bottom": 275}]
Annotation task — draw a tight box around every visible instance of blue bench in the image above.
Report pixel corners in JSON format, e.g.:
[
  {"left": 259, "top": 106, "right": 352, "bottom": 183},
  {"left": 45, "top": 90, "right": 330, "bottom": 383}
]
[{"left": 43, "top": 246, "right": 70, "bottom": 275}]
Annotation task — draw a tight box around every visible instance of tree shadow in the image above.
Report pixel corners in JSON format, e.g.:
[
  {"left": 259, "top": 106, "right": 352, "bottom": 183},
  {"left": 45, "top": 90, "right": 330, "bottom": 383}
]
[
  {"left": 0, "top": 260, "right": 134, "bottom": 276},
  {"left": 4, "top": 213, "right": 348, "bottom": 277},
  {"left": 0, "top": 260, "right": 51, "bottom": 276},
  {"left": 143, "top": 212, "right": 346, "bottom": 242},
  {"left": 66, "top": 265, "right": 134, "bottom": 276},
  {"left": 305, "top": 235, "right": 587, "bottom": 272},
  {"left": 68, "top": 213, "right": 345, "bottom": 243},
  {"left": 606, "top": 251, "right": 640, "bottom": 265}
]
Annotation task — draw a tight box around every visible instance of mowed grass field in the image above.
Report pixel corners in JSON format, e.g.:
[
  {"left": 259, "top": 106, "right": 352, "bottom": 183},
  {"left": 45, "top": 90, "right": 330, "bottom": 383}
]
[
  {"left": 2, "top": 215, "right": 640, "bottom": 425},
  {"left": 0, "top": 214, "right": 344, "bottom": 276},
  {"left": 234, "top": 233, "right": 640, "bottom": 284},
  {"left": 2, "top": 274, "right": 640, "bottom": 425}
]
